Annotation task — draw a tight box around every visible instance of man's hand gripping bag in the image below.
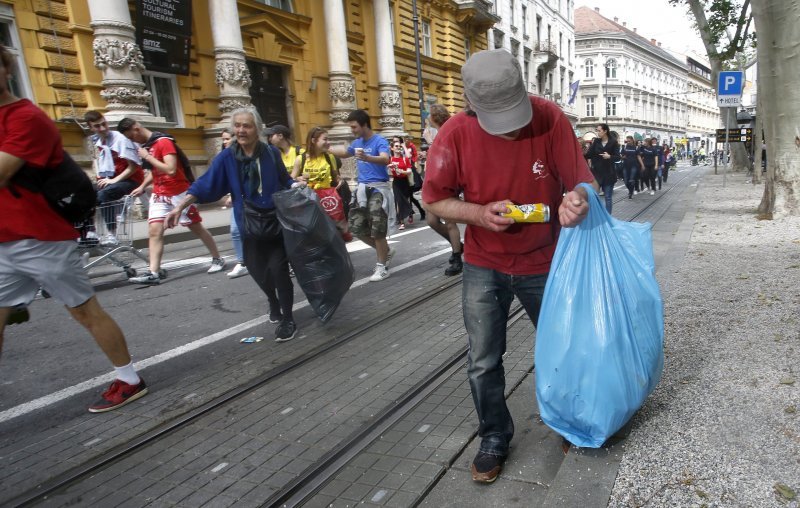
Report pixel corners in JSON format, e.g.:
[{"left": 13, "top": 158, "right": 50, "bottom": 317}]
[{"left": 535, "top": 183, "right": 664, "bottom": 447}]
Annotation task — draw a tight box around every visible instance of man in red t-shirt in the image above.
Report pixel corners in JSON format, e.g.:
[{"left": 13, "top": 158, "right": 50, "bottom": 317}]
[
  {"left": 0, "top": 45, "right": 147, "bottom": 412},
  {"left": 117, "top": 119, "right": 225, "bottom": 284},
  {"left": 423, "top": 49, "right": 596, "bottom": 483}
]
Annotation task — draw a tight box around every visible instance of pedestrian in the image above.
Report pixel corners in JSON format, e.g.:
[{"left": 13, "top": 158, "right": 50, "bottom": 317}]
[
  {"left": 117, "top": 118, "right": 226, "bottom": 284},
  {"left": 0, "top": 45, "right": 147, "bottom": 412},
  {"left": 662, "top": 141, "right": 672, "bottom": 183},
  {"left": 423, "top": 49, "right": 595, "bottom": 483},
  {"left": 638, "top": 137, "right": 659, "bottom": 195},
  {"left": 621, "top": 135, "right": 639, "bottom": 199},
  {"left": 585, "top": 123, "right": 620, "bottom": 213},
  {"left": 85, "top": 110, "right": 145, "bottom": 245},
  {"left": 423, "top": 103, "right": 463, "bottom": 276},
  {"left": 267, "top": 124, "right": 303, "bottom": 171},
  {"left": 291, "top": 126, "right": 352, "bottom": 242},
  {"left": 389, "top": 138, "right": 414, "bottom": 230},
  {"left": 164, "top": 108, "right": 301, "bottom": 342},
  {"left": 329, "top": 110, "right": 396, "bottom": 282},
  {"left": 217, "top": 129, "right": 248, "bottom": 279}
]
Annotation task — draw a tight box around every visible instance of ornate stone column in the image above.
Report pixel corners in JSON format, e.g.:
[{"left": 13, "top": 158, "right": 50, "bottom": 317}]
[
  {"left": 324, "top": 0, "right": 358, "bottom": 141},
  {"left": 88, "top": 0, "right": 159, "bottom": 122},
  {"left": 373, "top": 0, "right": 405, "bottom": 137},
  {"left": 209, "top": 0, "right": 252, "bottom": 126}
]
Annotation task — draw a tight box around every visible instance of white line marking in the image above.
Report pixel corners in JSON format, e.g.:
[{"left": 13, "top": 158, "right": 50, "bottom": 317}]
[
  {"left": 0, "top": 246, "right": 452, "bottom": 424},
  {"left": 211, "top": 462, "right": 228, "bottom": 473}
]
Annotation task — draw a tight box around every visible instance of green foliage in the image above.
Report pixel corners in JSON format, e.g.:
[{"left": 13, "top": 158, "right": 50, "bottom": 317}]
[{"left": 668, "top": 0, "right": 756, "bottom": 63}]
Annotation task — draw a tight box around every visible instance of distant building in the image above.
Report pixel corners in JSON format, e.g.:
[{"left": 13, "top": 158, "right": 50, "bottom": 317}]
[
  {"left": 574, "top": 6, "right": 688, "bottom": 145},
  {"left": 488, "top": 0, "right": 578, "bottom": 123},
  {"left": 685, "top": 54, "right": 719, "bottom": 152}
]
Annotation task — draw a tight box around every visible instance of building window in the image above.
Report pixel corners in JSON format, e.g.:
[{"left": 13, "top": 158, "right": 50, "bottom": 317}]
[
  {"left": 421, "top": 20, "right": 432, "bottom": 56},
  {"left": 584, "top": 59, "right": 594, "bottom": 78},
  {"left": 494, "top": 29, "right": 505, "bottom": 50},
  {"left": 258, "top": 0, "right": 293, "bottom": 10},
  {"left": 465, "top": 37, "right": 471, "bottom": 59},
  {"left": 511, "top": 40, "right": 520, "bottom": 58},
  {"left": 567, "top": 40, "right": 571, "bottom": 64},
  {"left": 510, "top": 0, "right": 515, "bottom": 26},
  {"left": 606, "top": 96, "right": 617, "bottom": 117},
  {"left": 142, "top": 72, "right": 182, "bottom": 125},
  {"left": 586, "top": 97, "right": 595, "bottom": 117},
  {"left": 522, "top": 5, "right": 527, "bottom": 35},
  {"left": 605, "top": 59, "right": 617, "bottom": 79},
  {"left": 0, "top": 10, "right": 32, "bottom": 100}
]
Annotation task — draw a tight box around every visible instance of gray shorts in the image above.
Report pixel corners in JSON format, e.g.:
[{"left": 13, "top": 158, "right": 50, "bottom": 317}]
[{"left": 0, "top": 239, "right": 94, "bottom": 308}]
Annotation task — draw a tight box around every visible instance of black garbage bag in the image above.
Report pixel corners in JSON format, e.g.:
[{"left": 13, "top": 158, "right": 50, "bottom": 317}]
[{"left": 273, "top": 187, "right": 354, "bottom": 323}]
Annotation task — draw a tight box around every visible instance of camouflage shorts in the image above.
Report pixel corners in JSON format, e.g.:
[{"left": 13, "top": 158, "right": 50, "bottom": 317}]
[{"left": 348, "top": 189, "right": 387, "bottom": 239}]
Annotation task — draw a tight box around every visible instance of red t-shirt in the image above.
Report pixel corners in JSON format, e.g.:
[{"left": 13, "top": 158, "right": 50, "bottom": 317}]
[
  {"left": 147, "top": 137, "right": 190, "bottom": 196},
  {"left": 389, "top": 156, "right": 412, "bottom": 179},
  {"left": 422, "top": 96, "right": 594, "bottom": 275},
  {"left": 0, "top": 99, "right": 78, "bottom": 242}
]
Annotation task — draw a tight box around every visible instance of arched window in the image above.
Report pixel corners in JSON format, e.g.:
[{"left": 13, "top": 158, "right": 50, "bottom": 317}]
[
  {"left": 584, "top": 59, "right": 594, "bottom": 78},
  {"left": 605, "top": 58, "right": 617, "bottom": 79}
]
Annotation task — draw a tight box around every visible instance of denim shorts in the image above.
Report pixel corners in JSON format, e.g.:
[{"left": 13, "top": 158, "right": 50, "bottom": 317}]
[{"left": 348, "top": 189, "right": 387, "bottom": 239}]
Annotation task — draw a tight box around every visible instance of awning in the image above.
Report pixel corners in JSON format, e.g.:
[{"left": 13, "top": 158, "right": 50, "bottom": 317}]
[{"left": 633, "top": 132, "right": 643, "bottom": 141}]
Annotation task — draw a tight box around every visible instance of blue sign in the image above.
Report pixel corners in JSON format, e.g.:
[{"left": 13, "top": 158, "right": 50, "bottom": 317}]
[{"left": 717, "top": 71, "right": 744, "bottom": 106}]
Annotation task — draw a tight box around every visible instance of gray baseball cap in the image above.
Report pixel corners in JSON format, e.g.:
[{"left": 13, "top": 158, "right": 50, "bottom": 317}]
[{"left": 461, "top": 49, "right": 532, "bottom": 135}]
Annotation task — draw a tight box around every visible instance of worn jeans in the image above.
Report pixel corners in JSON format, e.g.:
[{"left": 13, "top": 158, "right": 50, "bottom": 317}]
[
  {"left": 96, "top": 180, "right": 138, "bottom": 233},
  {"left": 601, "top": 182, "right": 614, "bottom": 213},
  {"left": 462, "top": 262, "right": 548, "bottom": 457},
  {"left": 623, "top": 165, "right": 638, "bottom": 196},
  {"left": 230, "top": 210, "right": 244, "bottom": 263}
]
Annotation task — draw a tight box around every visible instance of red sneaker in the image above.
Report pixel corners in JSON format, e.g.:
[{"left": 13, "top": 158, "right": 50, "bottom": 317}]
[{"left": 88, "top": 378, "right": 148, "bottom": 413}]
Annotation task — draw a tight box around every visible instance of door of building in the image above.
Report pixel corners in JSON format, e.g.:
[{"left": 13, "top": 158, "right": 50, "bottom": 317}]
[{"left": 247, "top": 60, "right": 289, "bottom": 129}]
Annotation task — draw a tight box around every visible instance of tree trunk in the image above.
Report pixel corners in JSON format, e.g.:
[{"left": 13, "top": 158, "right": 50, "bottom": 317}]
[{"left": 752, "top": 0, "right": 800, "bottom": 217}]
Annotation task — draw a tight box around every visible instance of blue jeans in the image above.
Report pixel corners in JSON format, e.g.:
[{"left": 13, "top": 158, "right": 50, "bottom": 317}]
[
  {"left": 230, "top": 210, "right": 244, "bottom": 263},
  {"left": 96, "top": 180, "right": 138, "bottom": 233},
  {"left": 601, "top": 183, "right": 614, "bottom": 213},
  {"left": 462, "top": 262, "right": 548, "bottom": 457}
]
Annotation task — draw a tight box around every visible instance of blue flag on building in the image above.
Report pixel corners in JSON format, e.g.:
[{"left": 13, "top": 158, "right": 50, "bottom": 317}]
[{"left": 568, "top": 80, "right": 580, "bottom": 105}]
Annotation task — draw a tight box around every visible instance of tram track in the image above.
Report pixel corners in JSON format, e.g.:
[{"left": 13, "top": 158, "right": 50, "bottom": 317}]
[{"left": 7, "top": 275, "right": 466, "bottom": 508}]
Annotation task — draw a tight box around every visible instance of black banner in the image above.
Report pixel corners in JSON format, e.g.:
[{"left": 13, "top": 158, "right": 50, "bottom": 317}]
[
  {"left": 136, "top": 0, "right": 192, "bottom": 75},
  {"left": 715, "top": 128, "right": 753, "bottom": 143}
]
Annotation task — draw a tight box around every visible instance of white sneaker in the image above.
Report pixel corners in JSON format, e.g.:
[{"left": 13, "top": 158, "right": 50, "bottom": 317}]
[
  {"left": 369, "top": 264, "right": 390, "bottom": 282},
  {"left": 100, "top": 234, "right": 118, "bottom": 246},
  {"left": 227, "top": 263, "right": 248, "bottom": 279},
  {"left": 649, "top": 190, "right": 655, "bottom": 195},
  {"left": 208, "top": 257, "right": 226, "bottom": 274},
  {"left": 386, "top": 247, "right": 396, "bottom": 267}
]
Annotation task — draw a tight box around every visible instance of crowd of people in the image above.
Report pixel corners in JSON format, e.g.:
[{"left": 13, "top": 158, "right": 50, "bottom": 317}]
[{"left": 584, "top": 129, "right": 676, "bottom": 211}]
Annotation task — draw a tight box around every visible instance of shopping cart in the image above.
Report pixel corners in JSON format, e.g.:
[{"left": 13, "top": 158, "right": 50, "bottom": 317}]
[{"left": 75, "top": 195, "right": 166, "bottom": 279}]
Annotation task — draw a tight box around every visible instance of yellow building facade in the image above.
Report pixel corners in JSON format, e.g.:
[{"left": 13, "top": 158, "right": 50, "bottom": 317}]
[{"left": 4, "top": 0, "right": 495, "bottom": 171}]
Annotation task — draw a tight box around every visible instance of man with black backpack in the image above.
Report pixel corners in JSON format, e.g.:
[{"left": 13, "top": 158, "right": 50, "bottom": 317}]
[
  {"left": 117, "top": 118, "right": 225, "bottom": 284},
  {"left": 0, "top": 45, "right": 148, "bottom": 412}
]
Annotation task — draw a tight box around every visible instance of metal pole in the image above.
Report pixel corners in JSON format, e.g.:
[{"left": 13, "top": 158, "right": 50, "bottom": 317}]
[
  {"left": 411, "top": 0, "right": 425, "bottom": 141},
  {"left": 723, "top": 108, "right": 730, "bottom": 187}
]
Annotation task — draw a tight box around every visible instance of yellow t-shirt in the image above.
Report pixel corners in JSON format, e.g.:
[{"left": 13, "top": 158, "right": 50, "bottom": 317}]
[
  {"left": 301, "top": 154, "right": 336, "bottom": 190},
  {"left": 281, "top": 145, "right": 303, "bottom": 170}
]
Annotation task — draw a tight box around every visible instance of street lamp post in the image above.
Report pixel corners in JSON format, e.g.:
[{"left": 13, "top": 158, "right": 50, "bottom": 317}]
[{"left": 411, "top": 0, "right": 425, "bottom": 141}]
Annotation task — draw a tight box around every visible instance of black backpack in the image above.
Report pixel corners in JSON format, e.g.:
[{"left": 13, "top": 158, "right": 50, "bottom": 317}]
[
  {"left": 9, "top": 151, "right": 96, "bottom": 223},
  {"left": 143, "top": 132, "right": 195, "bottom": 182}
]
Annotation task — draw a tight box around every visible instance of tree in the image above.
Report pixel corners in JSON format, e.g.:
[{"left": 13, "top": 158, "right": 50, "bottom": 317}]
[
  {"left": 670, "top": 0, "right": 754, "bottom": 174},
  {"left": 673, "top": 0, "right": 799, "bottom": 217},
  {"left": 750, "top": 0, "right": 800, "bottom": 217}
]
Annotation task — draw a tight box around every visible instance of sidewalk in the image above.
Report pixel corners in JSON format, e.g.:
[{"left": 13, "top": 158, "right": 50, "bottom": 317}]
[{"left": 608, "top": 173, "right": 800, "bottom": 506}]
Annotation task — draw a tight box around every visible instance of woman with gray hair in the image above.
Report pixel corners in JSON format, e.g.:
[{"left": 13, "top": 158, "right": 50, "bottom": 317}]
[{"left": 164, "top": 108, "right": 301, "bottom": 342}]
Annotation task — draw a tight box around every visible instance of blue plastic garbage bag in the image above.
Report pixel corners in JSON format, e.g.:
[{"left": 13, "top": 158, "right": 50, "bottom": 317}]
[
  {"left": 535, "top": 183, "right": 664, "bottom": 448},
  {"left": 273, "top": 186, "right": 354, "bottom": 323}
]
